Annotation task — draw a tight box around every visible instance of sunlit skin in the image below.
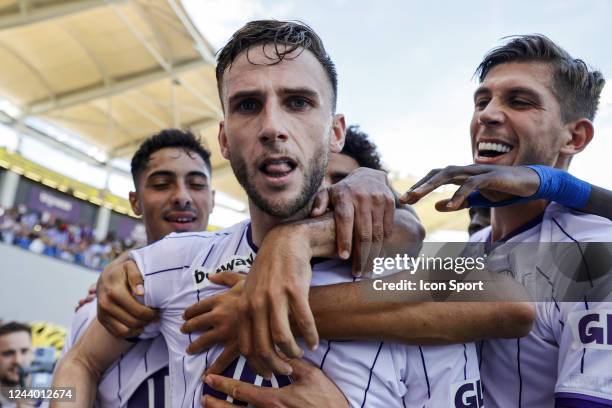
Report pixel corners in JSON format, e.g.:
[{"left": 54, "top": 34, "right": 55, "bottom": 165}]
[
  {"left": 0, "top": 332, "right": 33, "bottom": 386},
  {"left": 324, "top": 152, "right": 359, "bottom": 186},
  {"left": 218, "top": 44, "right": 345, "bottom": 244},
  {"left": 470, "top": 61, "right": 593, "bottom": 240},
  {"left": 128, "top": 147, "right": 214, "bottom": 243}
]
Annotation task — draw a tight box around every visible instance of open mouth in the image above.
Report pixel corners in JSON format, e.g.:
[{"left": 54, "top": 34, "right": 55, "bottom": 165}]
[
  {"left": 258, "top": 157, "right": 298, "bottom": 179},
  {"left": 477, "top": 141, "right": 513, "bottom": 159},
  {"left": 164, "top": 213, "right": 197, "bottom": 224}
]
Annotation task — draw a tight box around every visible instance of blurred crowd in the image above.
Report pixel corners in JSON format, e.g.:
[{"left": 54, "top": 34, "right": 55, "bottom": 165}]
[{"left": 0, "top": 204, "right": 137, "bottom": 271}]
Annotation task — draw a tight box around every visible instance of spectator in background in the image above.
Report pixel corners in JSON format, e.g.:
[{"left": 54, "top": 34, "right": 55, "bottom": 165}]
[{"left": 0, "top": 322, "right": 34, "bottom": 407}]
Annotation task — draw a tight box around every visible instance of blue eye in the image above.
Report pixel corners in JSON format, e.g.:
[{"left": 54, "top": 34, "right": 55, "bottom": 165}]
[{"left": 289, "top": 97, "right": 310, "bottom": 110}]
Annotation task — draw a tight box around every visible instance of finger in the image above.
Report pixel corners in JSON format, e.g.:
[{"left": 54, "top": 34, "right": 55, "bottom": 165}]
[
  {"left": 253, "top": 297, "right": 292, "bottom": 375},
  {"left": 204, "top": 374, "right": 276, "bottom": 406},
  {"left": 286, "top": 357, "right": 316, "bottom": 380},
  {"left": 186, "top": 330, "right": 224, "bottom": 355},
  {"left": 205, "top": 343, "right": 239, "bottom": 375},
  {"left": 181, "top": 311, "right": 215, "bottom": 334},
  {"left": 88, "top": 284, "right": 97, "bottom": 295},
  {"left": 99, "top": 300, "right": 149, "bottom": 329},
  {"left": 238, "top": 306, "right": 271, "bottom": 380},
  {"left": 401, "top": 168, "right": 443, "bottom": 203},
  {"left": 333, "top": 199, "right": 354, "bottom": 259},
  {"left": 310, "top": 189, "right": 330, "bottom": 217},
  {"left": 434, "top": 198, "right": 468, "bottom": 212},
  {"left": 97, "top": 315, "right": 142, "bottom": 338},
  {"left": 353, "top": 203, "right": 372, "bottom": 276},
  {"left": 208, "top": 271, "right": 246, "bottom": 288},
  {"left": 382, "top": 194, "right": 395, "bottom": 239},
  {"left": 269, "top": 296, "right": 302, "bottom": 358},
  {"left": 289, "top": 290, "right": 319, "bottom": 351},
  {"left": 105, "top": 288, "right": 158, "bottom": 323},
  {"left": 125, "top": 261, "right": 144, "bottom": 297},
  {"left": 446, "top": 176, "right": 486, "bottom": 210},
  {"left": 183, "top": 298, "right": 214, "bottom": 321},
  {"left": 410, "top": 171, "right": 470, "bottom": 201},
  {"left": 201, "top": 395, "right": 235, "bottom": 408}
]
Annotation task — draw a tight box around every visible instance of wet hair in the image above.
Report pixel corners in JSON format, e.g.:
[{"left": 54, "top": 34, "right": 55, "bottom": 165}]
[
  {"left": 130, "top": 129, "right": 211, "bottom": 188},
  {"left": 475, "top": 34, "right": 605, "bottom": 122},
  {"left": 216, "top": 19, "right": 338, "bottom": 112}
]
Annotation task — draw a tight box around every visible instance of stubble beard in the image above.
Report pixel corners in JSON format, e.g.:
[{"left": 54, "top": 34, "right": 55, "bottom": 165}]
[{"left": 230, "top": 144, "right": 328, "bottom": 219}]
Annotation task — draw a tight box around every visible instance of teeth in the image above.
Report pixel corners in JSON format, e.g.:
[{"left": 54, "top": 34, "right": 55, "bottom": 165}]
[{"left": 478, "top": 142, "right": 511, "bottom": 153}]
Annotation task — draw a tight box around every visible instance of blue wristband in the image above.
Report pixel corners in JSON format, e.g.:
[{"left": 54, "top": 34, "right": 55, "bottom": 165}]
[
  {"left": 526, "top": 165, "right": 591, "bottom": 208},
  {"left": 466, "top": 165, "right": 591, "bottom": 209}
]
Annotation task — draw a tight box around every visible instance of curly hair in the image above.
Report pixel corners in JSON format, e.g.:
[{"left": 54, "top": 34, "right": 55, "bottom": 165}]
[
  {"left": 475, "top": 34, "right": 605, "bottom": 122},
  {"left": 341, "top": 125, "right": 384, "bottom": 171},
  {"left": 215, "top": 20, "right": 338, "bottom": 112}
]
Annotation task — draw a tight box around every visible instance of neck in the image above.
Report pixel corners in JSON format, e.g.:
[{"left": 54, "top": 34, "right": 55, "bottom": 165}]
[
  {"left": 490, "top": 199, "right": 549, "bottom": 241},
  {"left": 248, "top": 199, "right": 314, "bottom": 247}
]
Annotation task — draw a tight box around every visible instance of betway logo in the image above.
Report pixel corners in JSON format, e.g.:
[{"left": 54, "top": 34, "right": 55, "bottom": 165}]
[{"left": 215, "top": 253, "right": 255, "bottom": 273}]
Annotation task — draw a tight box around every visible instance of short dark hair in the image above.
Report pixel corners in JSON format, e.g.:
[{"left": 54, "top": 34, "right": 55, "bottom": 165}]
[
  {"left": 341, "top": 125, "right": 384, "bottom": 171},
  {"left": 475, "top": 34, "right": 605, "bottom": 122},
  {"left": 130, "top": 129, "right": 212, "bottom": 188},
  {"left": 0, "top": 321, "right": 31, "bottom": 338},
  {"left": 216, "top": 20, "right": 338, "bottom": 112}
]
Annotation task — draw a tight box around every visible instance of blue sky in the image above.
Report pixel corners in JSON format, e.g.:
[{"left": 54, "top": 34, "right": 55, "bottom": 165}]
[{"left": 184, "top": 0, "right": 612, "bottom": 189}]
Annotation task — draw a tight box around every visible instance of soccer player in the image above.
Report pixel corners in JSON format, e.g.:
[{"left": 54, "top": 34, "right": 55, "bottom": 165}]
[
  {"left": 405, "top": 34, "right": 612, "bottom": 407},
  {"left": 52, "top": 20, "right": 481, "bottom": 407},
  {"left": 57, "top": 129, "right": 215, "bottom": 407}
]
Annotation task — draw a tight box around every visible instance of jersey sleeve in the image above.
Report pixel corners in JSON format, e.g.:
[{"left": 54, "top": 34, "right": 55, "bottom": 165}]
[{"left": 555, "top": 300, "right": 612, "bottom": 405}]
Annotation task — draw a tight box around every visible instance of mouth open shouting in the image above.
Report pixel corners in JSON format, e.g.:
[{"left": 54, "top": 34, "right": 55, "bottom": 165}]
[
  {"left": 475, "top": 140, "right": 515, "bottom": 164},
  {"left": 258, "top": 156, "right": 298, "bottom": 188}
]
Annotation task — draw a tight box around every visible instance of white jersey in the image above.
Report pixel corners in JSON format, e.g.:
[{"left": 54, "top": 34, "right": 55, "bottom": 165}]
[
  {"left": 131, "top": 220, "right": 481, "bottom": 408},
  {"left": 471, "top": 203, "right": 612, "bottom": 408},
  {"left": 57, "top": 300, "right": 170, "bottom": 408}
]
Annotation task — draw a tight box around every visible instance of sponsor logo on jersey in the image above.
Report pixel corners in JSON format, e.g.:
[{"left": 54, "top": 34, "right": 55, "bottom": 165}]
[
  {"left": 451, "top": 378, "right": 484, "bottom": 408},
  {"left": 569, "top": 310, "right": 612, "bottom": 350},
  {"left": 193, "top": 253, "right": 255, "bottom": 290},
  {"left": 215, "top": 253, "right": 255, "bottom": 273}
]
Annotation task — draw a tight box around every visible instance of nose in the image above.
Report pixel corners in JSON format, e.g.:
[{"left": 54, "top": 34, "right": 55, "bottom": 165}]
[
  {"left": 477, "top": 98, "right": 505, "bottom": 126},
  {"left": 258, "top": 102, "right": 288, "bottom": 145},
  {"left": 171, "top": 182, "right": 192, "bottom": 209}
]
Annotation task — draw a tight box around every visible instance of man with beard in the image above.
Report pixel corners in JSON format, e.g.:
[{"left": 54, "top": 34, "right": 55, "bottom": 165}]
[
  {"left": 0, "top": 322, "right": 34, "bottom": 408},
  {"left": 51, "top": 20, "right": 481, "bottom": 407}
]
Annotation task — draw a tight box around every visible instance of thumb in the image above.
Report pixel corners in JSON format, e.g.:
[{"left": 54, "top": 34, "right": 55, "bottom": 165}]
[
  {"left": 286, "top": 358, "right": 315, "bottom": 381},
  {"left": 209, "top": 271, "right": 245, "bottom": 287},
  {"left": 310, "top": 189, "right": 330, "bottom": 217},
  {"left": 126, "top": 261, "right": 144, "bottom": 296}
]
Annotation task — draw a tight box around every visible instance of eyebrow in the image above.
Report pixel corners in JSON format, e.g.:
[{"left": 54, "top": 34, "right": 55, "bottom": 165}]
[
  {"left": 228, "top": 87, "right": 320, "bottom": 103},
  {"left": 146, "top": 170, "right": 209, "bottom": 181}
]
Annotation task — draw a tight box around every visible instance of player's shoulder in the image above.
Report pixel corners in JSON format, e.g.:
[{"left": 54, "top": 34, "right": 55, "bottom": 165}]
[
  {"left": 132, "top": 220, "right": 251, "bottom": 274},
  {"left": 544, "top": 203, "right": 612, "bottom": 242}
]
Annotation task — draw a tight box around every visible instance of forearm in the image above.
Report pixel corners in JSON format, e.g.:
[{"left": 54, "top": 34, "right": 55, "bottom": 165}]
[
  {"left": 584, "top": 185, "right": 612, "bottom": 220},
  {"left": 51, "top": 319, "right": 131, "bottom": 407},
  {"left": 51, "top": 350, "right": 99, "bottom": 407},
  {"left": 307, "top": 271, "right": 534, "bottom": 344},
  {"left": 278, "top": 209, "right": 423, "bottom": 259}
]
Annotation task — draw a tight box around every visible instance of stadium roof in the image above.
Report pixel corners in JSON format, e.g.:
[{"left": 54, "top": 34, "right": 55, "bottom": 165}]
[{"left": 0, "top": 0, "right": 247, "bottom": 201}]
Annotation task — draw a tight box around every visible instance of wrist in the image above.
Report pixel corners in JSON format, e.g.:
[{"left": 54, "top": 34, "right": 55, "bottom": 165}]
[{"left": 268, "top": 223, "right": 314, "bottom": 259}]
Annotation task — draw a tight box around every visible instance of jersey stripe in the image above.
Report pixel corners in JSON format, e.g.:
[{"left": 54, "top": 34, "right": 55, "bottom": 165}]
[
  {"left": 418, "top": 346, "right": 431, "bottom": 398},
  {"left": 360, "top": 342, "right": 384, "bottom": 408}
]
